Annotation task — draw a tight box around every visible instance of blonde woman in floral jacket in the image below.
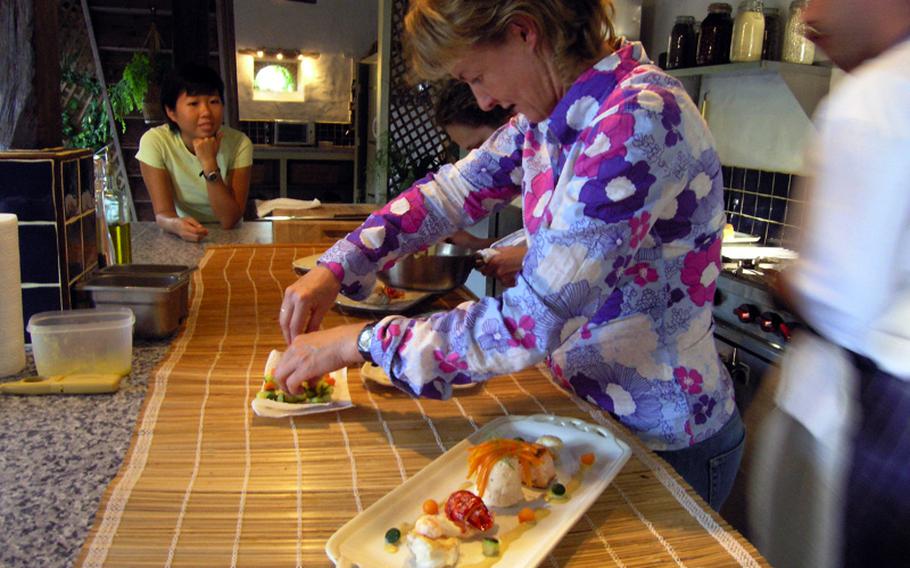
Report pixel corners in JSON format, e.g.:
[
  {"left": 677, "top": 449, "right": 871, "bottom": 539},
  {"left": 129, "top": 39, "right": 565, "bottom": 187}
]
[{"left": 274, "top": 0, "right": 743, "bottom": 510}]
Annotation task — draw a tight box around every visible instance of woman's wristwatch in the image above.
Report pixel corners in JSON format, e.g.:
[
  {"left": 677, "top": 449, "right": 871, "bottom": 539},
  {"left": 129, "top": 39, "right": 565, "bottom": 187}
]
[
  {"left": 199, "top": 167, "right": 221, "bottom": 182},
  {"left": 357, "top": 323, "right": 376, "bottom": 363}
]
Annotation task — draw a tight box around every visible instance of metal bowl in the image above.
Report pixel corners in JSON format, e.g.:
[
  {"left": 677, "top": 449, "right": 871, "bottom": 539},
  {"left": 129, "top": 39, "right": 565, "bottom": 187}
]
[{"left": 377, "top": 243, "right": 476, "bottom": 292}]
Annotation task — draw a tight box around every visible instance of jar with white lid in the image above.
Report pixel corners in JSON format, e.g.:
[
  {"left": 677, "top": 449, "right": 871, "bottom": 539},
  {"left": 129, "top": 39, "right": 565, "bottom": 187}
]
[
  {"left": 731, "top": 0, "right": 765, "bottom": 62},
  {"left": 782, "top": 0, "right": 815, "bottom": 64}
]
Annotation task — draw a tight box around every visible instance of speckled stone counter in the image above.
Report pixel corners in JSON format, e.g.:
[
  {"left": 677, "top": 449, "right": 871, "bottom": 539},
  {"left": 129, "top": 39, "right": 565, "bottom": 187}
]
[{"left": 0, "top": 221, "right": 273, "bottom": 568}]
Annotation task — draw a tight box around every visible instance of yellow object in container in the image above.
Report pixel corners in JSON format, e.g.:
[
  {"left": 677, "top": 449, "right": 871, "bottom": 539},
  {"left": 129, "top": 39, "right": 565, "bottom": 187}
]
[
  {"left": 0, "top": 373, "right": 124, "bottom": 395},
  {"left": 731, "top": 0, "right": 765, "bottom": 62},
  {"left": 27, "top": 308, "right": 135, "bottom": 378}
]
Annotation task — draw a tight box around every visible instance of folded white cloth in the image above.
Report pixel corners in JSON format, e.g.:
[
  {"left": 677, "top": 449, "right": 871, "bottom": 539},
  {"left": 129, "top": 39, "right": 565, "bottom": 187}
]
[
  {"left": 477, "top": 229, "right": 527, "bottom": 263},
  {"left": 255, "top": 198, "right": 321, "bottom": 218}
]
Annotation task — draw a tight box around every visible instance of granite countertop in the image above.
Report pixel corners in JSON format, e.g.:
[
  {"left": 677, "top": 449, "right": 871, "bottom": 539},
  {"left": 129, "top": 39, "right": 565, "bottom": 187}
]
[{"left": 0, "top": 221, "right": 273, "bottom": 568}]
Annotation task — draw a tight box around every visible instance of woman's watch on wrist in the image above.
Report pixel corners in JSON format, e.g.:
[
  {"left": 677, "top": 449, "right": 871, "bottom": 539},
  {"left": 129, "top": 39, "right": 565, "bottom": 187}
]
[
  {"left": 199, "top": 167, "right": 221, "bottom": 182},
  {"left": 357, "top": 323, "right": 376, "bottom": 363}
]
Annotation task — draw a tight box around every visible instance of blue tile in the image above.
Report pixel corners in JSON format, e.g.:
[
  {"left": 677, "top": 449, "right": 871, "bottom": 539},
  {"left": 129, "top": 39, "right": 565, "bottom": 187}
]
[
  {"left": 770, "top": 198, "right": 787, "bottom": 223},
  {"left": 752, "top": 221, "right": 767, "bottom": 242},
  {"left": 758, "top": 171, "right": 774, "bottom": 196},
  {"left": 773, "top": 172, "right": 792, "bottom": 197},
  {"left": 744, "top": 169, "right": 760, "bottom": 192},
  {"left": 65, "top": 220, "right": 83, "bottom": 283},
  {"left": 742, "top": 192, "right": 757, "bottom": 217},
  {"left": 18, "top": 224, "right": 60, "bottom": 284},
  {"left": 62, "top": 160, "right": 79, "bottom": 219},
  {"left": 0, "top": 160, "right": 56, "bottom": 221},
  {"left": 731, "top": 167, "right": 745, "bottom": 189},
  {"left": 755, "top": 195, "right": 772, "bottom": 220},
  {"left": 766, "top": 224, "right": 783, "bottom": 244},
  {"left": 21, "top": 286, "right": 62, "bottom": 343}
]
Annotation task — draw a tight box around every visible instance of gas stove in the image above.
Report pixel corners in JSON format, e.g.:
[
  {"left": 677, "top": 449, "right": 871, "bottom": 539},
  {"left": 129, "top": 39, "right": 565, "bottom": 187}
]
[{"left": 712, "top": 251, "right": 800, "bottom": 412}]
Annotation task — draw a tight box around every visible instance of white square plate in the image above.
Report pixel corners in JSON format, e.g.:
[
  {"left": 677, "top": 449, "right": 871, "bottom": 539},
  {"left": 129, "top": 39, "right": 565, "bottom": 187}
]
[{"left": 325, "top": 414, "right": 631, "bottom": 567}]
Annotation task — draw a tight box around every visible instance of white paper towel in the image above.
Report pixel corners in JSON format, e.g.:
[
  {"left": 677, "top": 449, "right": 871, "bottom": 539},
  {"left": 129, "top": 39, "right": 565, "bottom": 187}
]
[{"left": 0, "top": 214, "right": 26, "bottom": 377}]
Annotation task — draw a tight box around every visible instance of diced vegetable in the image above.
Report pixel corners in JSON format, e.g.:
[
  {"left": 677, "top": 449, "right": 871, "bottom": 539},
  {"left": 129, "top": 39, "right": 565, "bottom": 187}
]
[
  {"left": 580, "top": 452, "right": 596, "bottom": 466},
  {"left": 482, "top": 537, "right": 500, "bottom": 557},
  {"left": 550, "top": 482, "right": 566, "bottom": 497},
  {"left": 384, "top": 527, "right": 401, "bottom": 544},
  {"left": 518, "top": 507, "right": 535, "bottom": 523},
  {"left": 263, "top": 381, "right": 277, "bottom": 391},
  {"left": 422, "top": 499, "right": 439, "bottom": 515},
  {"left": 255, "top": 391, "right": 271, "bottom": 399}
]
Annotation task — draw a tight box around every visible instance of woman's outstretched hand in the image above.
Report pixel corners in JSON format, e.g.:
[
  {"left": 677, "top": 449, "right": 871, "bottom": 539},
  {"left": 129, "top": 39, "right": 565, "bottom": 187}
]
[{"left": 279, "top": 265, "right": 342, "bottom": 344}]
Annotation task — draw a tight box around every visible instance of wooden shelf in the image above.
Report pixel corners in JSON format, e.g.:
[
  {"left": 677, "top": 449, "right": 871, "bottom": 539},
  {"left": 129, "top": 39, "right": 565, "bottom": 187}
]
[
  {"left": 667, "top": 60, "right": 834, "bottom": 117},
  {"left": 666, "top": 60, "right": 833, "bottom": 79}
]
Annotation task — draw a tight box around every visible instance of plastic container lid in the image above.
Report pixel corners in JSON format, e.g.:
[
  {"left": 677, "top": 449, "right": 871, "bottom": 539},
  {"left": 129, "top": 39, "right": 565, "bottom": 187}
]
[{"left": 27, "top": 307, "right": 135, "bottom": 335}]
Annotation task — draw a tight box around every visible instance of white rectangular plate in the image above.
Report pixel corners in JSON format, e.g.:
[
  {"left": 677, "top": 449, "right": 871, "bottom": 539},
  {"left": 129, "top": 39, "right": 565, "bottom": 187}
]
[{"left": 325, "top": 414, "right": 631, "bottom": 567}]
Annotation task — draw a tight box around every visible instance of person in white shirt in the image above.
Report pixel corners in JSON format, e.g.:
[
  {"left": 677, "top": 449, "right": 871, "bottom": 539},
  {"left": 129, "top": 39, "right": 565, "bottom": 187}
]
[
  {"left": 136, "top": 64, "right": 253, "bottom": 242},
  {"left": 750, "top": 1, "right": 910, "bottom": 566}
]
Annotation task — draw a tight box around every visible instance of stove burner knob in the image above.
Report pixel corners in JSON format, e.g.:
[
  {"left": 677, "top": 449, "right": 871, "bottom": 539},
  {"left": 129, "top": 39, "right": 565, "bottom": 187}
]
[
  {"left": 759, "top": 312, "right": 784, "bottom": 334},
  {"left": 779, "top": 321, "right": 793, "bottom": 342},
  {"left": 734, "top": 304, "right": 759, "bottom": 323}
]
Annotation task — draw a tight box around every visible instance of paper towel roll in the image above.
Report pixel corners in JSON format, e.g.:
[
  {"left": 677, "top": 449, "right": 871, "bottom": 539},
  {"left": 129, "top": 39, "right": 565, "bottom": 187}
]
[{"left": 0, "top": 214, "right": 26, "bottom": 377}]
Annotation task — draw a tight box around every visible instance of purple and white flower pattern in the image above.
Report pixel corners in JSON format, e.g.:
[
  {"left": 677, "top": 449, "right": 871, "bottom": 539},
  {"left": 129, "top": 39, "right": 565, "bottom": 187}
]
[{"left": 319, "top": 41, "right": 734, "bottom": 451}]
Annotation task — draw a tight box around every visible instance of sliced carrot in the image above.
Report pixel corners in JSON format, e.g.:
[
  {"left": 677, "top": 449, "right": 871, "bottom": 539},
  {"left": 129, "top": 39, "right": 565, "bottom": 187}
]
[
  {"left": 324, "top": 376, "right": 336, "bottom": 386},
  {"left": 263, "top": 381, "right": 278, "bottom": 391},
  {"left": 580, "top": 452, "right": 596, "bottom": 466},
  {"left": 517, "top": 507, "right": 536, "bottom": 523},
  {"left": 422, "top": 499, "right": 438, "bottom": 515}
]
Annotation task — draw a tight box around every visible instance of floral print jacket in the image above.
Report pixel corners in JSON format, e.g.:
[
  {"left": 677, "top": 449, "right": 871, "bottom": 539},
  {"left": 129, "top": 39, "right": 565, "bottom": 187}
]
[{"left": 320, "top": 42, "right": 735, "bottom": 451}]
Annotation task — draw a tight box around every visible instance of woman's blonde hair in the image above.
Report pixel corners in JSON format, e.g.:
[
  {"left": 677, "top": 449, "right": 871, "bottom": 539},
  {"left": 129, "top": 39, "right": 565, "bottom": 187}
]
[{"left": 405, "top": 0, "right": 617, "bottom": 85}]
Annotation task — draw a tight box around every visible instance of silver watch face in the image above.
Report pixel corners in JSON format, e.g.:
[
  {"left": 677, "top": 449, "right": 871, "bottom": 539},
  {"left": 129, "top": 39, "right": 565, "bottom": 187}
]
[{"left": 358, "top": 325, "right": 372, "bottom": 353}]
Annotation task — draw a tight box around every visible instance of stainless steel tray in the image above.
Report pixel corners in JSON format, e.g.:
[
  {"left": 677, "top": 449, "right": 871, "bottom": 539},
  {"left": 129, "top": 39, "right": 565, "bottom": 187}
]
[{"left": 75, "top": 274, "right": 189, "bottom": 339}]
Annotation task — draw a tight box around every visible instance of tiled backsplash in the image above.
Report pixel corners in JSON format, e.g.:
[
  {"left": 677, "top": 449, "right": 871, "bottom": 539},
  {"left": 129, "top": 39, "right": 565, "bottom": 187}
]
[
  {"left": 722, "top": 166, "right": 804, "bottom": 248},
  {"left": 0, "top": 148, "right": 97, "bottom": 341},
  {"left": 239, "top": 120, "right": 354, "bottom": 147}
]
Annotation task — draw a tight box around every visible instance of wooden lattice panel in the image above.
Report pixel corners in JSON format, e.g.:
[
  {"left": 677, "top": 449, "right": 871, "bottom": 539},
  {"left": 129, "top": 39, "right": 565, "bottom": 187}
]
[{"left": 387, "top": 0, "right": 449, "bottom": 197}]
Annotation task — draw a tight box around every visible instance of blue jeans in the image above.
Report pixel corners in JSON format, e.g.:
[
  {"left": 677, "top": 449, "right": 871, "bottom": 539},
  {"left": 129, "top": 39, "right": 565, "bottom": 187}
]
[{"left": 656, "top": 409, "right": 745, "bottom": 511}]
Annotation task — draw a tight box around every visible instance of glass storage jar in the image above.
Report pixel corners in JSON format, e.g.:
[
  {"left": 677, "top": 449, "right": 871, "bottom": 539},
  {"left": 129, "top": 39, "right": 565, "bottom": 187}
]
[
  {"left": 697, "top": 3, "right": 734, "bottom": 66},
  {"left": 667, "top": 15, "right": 698, "bottom": 69},
  {"left": 761, "top": 7, "right": 782, "bottom": 61},
  {"left": 731, "top": 0, "right": 765, "bottom": 62},
  {"left": 782, "top": 0, "right": 815, "bottom": 64}
]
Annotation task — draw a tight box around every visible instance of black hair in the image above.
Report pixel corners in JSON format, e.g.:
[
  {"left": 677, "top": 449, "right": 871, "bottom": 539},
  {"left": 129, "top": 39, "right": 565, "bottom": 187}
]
[
  {"left": 433, "top": 79, "right": 512, "bottom": 130},
  {"left": 161, "top": 63, "right": 225, "bottom": 132}
]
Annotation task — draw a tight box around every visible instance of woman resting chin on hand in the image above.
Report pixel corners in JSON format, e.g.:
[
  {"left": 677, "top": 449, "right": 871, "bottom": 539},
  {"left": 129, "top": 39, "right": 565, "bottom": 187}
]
[{"left": 136, "top": 63, "right": 253, "bottom": 241}]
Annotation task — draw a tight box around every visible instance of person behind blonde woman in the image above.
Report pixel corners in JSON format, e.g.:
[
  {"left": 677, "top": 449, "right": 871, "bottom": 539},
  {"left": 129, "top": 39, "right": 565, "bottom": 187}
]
[
  {"left": 749, "top": 1, "right": 910, "bottom": 566},
  {"left": 136, "top": 63, "right": 252, "bottom": 242},
  {"left": 274, "top": 0, "right": 744, "bottom": 510},
  {"left": 434, "top": 79, "right": 526, "bottom": 287}
]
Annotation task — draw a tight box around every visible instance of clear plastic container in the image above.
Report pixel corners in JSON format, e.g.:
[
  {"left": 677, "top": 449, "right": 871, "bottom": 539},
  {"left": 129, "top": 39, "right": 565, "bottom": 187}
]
[{"left": 27, "top": 308, "right": 135, "bottom": 377}]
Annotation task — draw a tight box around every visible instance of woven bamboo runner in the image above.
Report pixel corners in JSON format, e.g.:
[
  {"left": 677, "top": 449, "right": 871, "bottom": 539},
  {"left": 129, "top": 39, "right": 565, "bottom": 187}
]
[{"left": 77, "top": 245, "right": 768, "bottom": 568}]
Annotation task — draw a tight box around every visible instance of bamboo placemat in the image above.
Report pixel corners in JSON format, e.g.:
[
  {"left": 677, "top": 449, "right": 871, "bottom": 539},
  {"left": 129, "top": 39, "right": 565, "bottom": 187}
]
[{"left": 78, "top": 244, "right": 768, "bottom": 568}]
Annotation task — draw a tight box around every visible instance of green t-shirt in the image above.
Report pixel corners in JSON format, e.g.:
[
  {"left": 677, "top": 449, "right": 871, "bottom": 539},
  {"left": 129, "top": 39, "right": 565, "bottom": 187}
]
[{"left": 135, "top": 124, "right": 253, "bottom": 222}]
